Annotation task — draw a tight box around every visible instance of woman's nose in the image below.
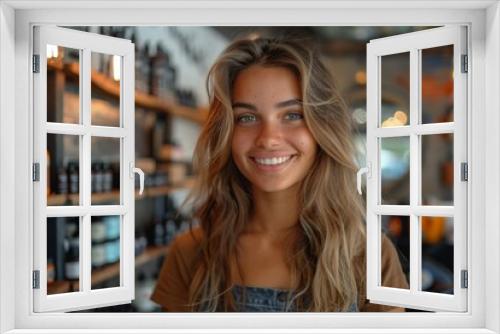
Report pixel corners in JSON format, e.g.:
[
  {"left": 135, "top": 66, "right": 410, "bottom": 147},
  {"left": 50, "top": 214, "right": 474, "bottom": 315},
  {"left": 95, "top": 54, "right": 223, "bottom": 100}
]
[{"left": 255, "top": 121, "right": 282, "bottom": 148}]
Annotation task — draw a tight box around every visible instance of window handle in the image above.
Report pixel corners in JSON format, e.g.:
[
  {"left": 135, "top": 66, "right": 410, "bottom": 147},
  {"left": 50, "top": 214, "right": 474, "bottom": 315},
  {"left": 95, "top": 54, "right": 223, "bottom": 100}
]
[
  {"left": 130, "top": 162, "right": 145, "bottom": 195},
  {"left": 356, "top": 162, "right": 371, "bottom": 195}
]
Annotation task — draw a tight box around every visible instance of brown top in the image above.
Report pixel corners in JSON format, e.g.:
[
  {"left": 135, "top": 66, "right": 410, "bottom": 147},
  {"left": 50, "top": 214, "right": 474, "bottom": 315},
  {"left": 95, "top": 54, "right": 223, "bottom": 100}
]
[{"left": 151, "top": 226, "right": 409, "bottom": 312}]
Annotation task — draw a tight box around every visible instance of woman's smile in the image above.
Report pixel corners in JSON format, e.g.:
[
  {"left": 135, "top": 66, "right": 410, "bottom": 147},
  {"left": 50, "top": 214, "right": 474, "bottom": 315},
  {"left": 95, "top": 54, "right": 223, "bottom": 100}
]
[{"left": 250, "top": 154, "right": 297, "bottom": 172}]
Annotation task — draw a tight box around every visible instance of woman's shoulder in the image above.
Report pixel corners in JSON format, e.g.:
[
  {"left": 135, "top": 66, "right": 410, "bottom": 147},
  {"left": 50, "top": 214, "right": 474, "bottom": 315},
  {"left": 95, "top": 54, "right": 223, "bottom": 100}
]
[{"left": 170, "top": 225, "right": 204, "bottom": 263}]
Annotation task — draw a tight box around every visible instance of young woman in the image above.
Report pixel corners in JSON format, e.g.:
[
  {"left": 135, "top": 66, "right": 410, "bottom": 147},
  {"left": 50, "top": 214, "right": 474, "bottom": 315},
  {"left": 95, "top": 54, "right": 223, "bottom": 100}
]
[{"left": 151, "top": 37, "right": 408, "bottom": 312}]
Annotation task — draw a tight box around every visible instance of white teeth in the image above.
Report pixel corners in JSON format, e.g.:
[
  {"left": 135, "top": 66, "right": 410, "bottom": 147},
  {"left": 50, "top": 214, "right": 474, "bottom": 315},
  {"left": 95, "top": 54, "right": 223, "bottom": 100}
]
[{"left": 254, "top": 156, "right": 292, "bottom": 166}]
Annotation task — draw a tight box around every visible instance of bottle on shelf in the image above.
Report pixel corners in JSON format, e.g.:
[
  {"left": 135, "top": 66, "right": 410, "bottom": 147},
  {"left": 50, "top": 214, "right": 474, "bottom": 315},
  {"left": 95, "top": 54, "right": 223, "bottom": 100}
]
[
  {"left": 152, "top": 219, "right": 165, "bottom": 247},
  {"left": 131, "top": 31, "right": 152, "bottom": 94},
  {"left": 91, "top": 162, "right": 104, "bottom": 193},
  {"left": 56, "top": 165, "right": 68, "bottom": 195},
  {"left": 64, "top": 238, "right": 79, "bottom": 280},
  {"left": 149, "top": 43, "right": 177, "bottom": 102},
  {"left": 64, "top": 219, "right": 79, "bottom": 280},
  {"left": 91, "top": 218, "right": 107, "bottom": 268},
  {"left": 102, "top": 162, "right": 113, "bottom": 193},
  {"left": 67, "top": 161, "right": 79, "bottom": 194}
]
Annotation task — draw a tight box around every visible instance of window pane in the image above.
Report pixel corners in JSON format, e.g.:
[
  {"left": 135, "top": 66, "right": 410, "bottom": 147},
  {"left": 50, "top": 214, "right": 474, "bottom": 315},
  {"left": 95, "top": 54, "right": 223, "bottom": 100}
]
[
  {"left": 422, "top": 134, "right": 453, "bottom": 205},
  {"left": 47, "top": 45, "right": 80, "bottom": 124},
  {"left": 91, "top": 216, "right": 121, "bottom": 290},
  {"left": 91, "top": 52, "right": 121, "bottom": 127},
  {"left": 47, "top": 134, "right": 80, "bottom": 206},
  {"left": 421, "top": 45, "right": 454, "bottom": 124},
  {"left": 381, "top": 215, "right": 410, "bottom": 289},
  {"left": 91, "top": 137, "right": 120, "bottom": 205},
  {"left": 381, "top": 137, "right": 410, "bottom": 205},
  {"left": 421, "top": 216, "right": 454, "bottom": 294},
  {"left": 380, "top": 52, "right": 410, "bottom": 128},
  {"left": 47, "top": 217, "right": 79, "bottom": 295}
]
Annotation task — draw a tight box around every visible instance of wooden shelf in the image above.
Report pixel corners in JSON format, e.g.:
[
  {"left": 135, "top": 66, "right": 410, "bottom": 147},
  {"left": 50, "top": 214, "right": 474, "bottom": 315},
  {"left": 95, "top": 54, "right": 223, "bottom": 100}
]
[
  {"left": 67, "top": 245, "right": 170, "bottom": 292},
  {"left": 47, "top": 280, "right": 71, "bottom": 295},
  {"left": 47, "top": 177, "right": 196, "bottom": 205},
  {"left": 47, "top": 61, "right": 208, "bottom": 124}
]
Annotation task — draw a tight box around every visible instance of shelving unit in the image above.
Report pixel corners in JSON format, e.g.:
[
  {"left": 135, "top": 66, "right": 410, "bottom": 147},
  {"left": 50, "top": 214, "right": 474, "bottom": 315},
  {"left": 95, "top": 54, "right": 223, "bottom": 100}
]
[
  {"left": 45, "top": 52, "right": 202, "bottom": 303},
  {"left": 47, "top": 61, "right": 208, "bottom": 124},
  {"left": 47, "top": 177, "right": 196, "bottom": 206},
  {"left": 48, "top": 245, "right": 170, "bottom": 295}
]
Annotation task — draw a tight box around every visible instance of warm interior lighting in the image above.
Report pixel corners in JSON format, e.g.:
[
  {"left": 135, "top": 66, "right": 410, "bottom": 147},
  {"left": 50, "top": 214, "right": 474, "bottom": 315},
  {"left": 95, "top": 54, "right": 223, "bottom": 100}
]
[
  {"left": 46, "top": 45, "right": 59, "bottom": 59},
  {"left": 381, "top": 110, "right": 408, "bottom": 127},
  {"left": 355, "top": 70, "right": 366, "bottom": 85},
  {"left": 112, "top": 55, "right": 121, "bottom": 81}
]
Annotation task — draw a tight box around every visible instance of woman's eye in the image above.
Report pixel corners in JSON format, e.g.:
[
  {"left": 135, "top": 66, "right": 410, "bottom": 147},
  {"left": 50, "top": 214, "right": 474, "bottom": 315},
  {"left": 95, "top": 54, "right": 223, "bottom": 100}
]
[
  {"left": 285, "top": 112, "right": 304, "bottom": 121},
  {"left": 236, "top": 114, "right": 256, "bottom": 123}
]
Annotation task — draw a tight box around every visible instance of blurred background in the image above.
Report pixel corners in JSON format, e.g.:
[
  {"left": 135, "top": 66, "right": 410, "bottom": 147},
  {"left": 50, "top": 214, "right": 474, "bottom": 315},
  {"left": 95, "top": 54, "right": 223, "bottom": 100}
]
[{"left": 45, "top": 26, "right": 454, "bottom": 312}]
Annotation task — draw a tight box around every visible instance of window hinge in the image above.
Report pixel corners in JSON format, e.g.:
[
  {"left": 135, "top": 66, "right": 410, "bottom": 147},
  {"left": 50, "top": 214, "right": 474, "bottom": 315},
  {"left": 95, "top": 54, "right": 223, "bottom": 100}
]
[
  {"left": 33, "top": 55, "right": 40, "bottom": 73},
  {"left": 33, "top": 163, "right": 40, "bottom": 182},
  {"left": 33, "top": 270, "right": 40, "bottom": 289},
  {"left": 461, "top": 54, "right": 468, "bottom": 73},
  {"left": 461, "top": 162, "right": 468, "bottom": 181},
  {"left": 461, "top": 269, "right": 468, "bottom": 289}
]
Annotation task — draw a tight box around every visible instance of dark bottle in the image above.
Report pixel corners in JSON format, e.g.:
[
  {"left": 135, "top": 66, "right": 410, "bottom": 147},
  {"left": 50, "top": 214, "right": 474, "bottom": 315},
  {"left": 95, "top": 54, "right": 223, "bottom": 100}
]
[
  {"left": 67, "top": 161, "right": 79, "bottom": 194},
  {"left": 164, "top": 49, "right": 177, "bottom": 96},
  {"left": 151, "top": 219, "right": 165, "bottom": 247},
  {"left": 64, "top": 237, "right": 79, "bottom": 280},
  {"left": 164, "top": 213, "right": 177, "bottom": 246},
  {"left": 92, "top": 162, "right": 104, "bottom": 193},
  {"left": 149, "top": 43, "right": 176, "bottom": 101},
  {"left": 102, "top": 162, "right": 113, "bottom": 192},
  {"left": 57, "top": 165, "right": 68, "bottom": 194}
]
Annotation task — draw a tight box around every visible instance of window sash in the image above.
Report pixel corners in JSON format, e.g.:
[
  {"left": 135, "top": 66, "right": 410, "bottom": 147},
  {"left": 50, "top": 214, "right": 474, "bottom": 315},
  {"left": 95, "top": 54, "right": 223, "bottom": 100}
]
[
  {"left": 366, "top": 26, "right": 468, "bottom": 312},
  {"left": 32, "top": 25, "right": 135, "bottom": 312}
]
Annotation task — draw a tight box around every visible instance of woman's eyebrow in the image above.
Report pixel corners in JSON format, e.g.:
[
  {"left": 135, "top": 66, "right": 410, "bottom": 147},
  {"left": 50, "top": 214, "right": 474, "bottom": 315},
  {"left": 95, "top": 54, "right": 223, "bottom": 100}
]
[
  {"left": 232, "top": 102, "right": 256, "bottom": 111},
  {"left": 275, "top": 99, "right": 302, "bottom": 108},
  {"left": 232, "top": 99, "right": 302, "bottom": 111}
]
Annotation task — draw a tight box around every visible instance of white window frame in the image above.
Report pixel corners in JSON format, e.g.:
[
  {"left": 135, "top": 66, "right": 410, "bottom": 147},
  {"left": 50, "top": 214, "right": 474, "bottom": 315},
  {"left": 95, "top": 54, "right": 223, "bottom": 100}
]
[
  {"left": 0, "top": 1, "right": 499, "bottom": 333},
  {"left": 32, "top": 26, "right": 136, "bottom": 312}
]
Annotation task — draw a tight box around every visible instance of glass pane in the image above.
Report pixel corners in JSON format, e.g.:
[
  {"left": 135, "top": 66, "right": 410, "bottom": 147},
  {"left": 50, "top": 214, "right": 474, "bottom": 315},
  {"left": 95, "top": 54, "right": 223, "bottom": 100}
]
[
  {"left": 91, "top": 137, "right": 120, "bottom": 205},
  {"left": 421, "top": 45, "right": 454, "bottom": 124},
  {"left": 422, "top": 134, "right": 454, "bottom": 205},
  {"left": 91, "top": 216, "right": 121, "bottom": 290},
  {"left": 381, "top": 215, "right": 410, "bottom": 289},
  {"left": 380, "top": 52, "right": 410, "bottom": 128},
  {"left": 381, "top": 137, "right": 410, "bottom": 205},
  {"left": 47, "top": 134, "right": 80, "bottom": 206},
  {"left": 47, "top": 45, "right": 80, "bottom": 124},
  {"left": 91, "top": 52, "right": 121, "bottom": 127},
  {"left": 421, "top": 216, "right": 454, "bottom": 294},
  {"left": 47, "top": 217, "right": 79, "bottom": 295}
]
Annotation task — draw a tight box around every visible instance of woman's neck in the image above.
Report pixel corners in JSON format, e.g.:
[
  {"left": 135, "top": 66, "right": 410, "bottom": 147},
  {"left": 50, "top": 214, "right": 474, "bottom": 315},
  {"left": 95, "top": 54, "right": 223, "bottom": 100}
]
[{"left": 246, "top": 185, "right": 301, "bottom": 236}]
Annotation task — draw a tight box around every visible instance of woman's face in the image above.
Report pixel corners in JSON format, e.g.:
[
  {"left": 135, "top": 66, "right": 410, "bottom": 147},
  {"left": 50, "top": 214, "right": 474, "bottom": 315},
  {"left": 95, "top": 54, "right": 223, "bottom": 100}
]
[{"left": 231, "top": 65, "right": 318, "bottom": 194}]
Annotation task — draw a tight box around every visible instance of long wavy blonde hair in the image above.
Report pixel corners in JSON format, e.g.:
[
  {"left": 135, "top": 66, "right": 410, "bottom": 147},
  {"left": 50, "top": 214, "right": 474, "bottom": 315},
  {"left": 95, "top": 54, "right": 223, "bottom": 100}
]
[{"left": 185, "top": 36, "right": 366, "bottom": 312}]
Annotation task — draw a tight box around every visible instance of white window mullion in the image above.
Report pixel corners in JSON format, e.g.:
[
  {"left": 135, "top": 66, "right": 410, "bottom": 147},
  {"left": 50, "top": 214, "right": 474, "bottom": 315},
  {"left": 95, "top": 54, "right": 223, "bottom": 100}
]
[
  {"left": 453, "top": 26, "right": 468, "bottom": 310},
  {"left": 90, "top": 126, "right": 127, "bottom": 138},
  {"left": 365, "top": 43, "right": 379, "bottom": 294},
  {"left": 121, "top": 49, "right": 135, "bottom": 294},
  {"left": 33, "top": 26, "right": 49, "bottom": 308},
  {"left": 375, "top": 123, "right": 454, "bottom": 138},
  {"left": 81, "top": 47, "right": 92, "bottom": 293},
  {"left": 409, "top": 48, "right": 420, "bottom": 294},
  {"left": 46, "top": 123, "right": 86, "bottom": 136}
]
